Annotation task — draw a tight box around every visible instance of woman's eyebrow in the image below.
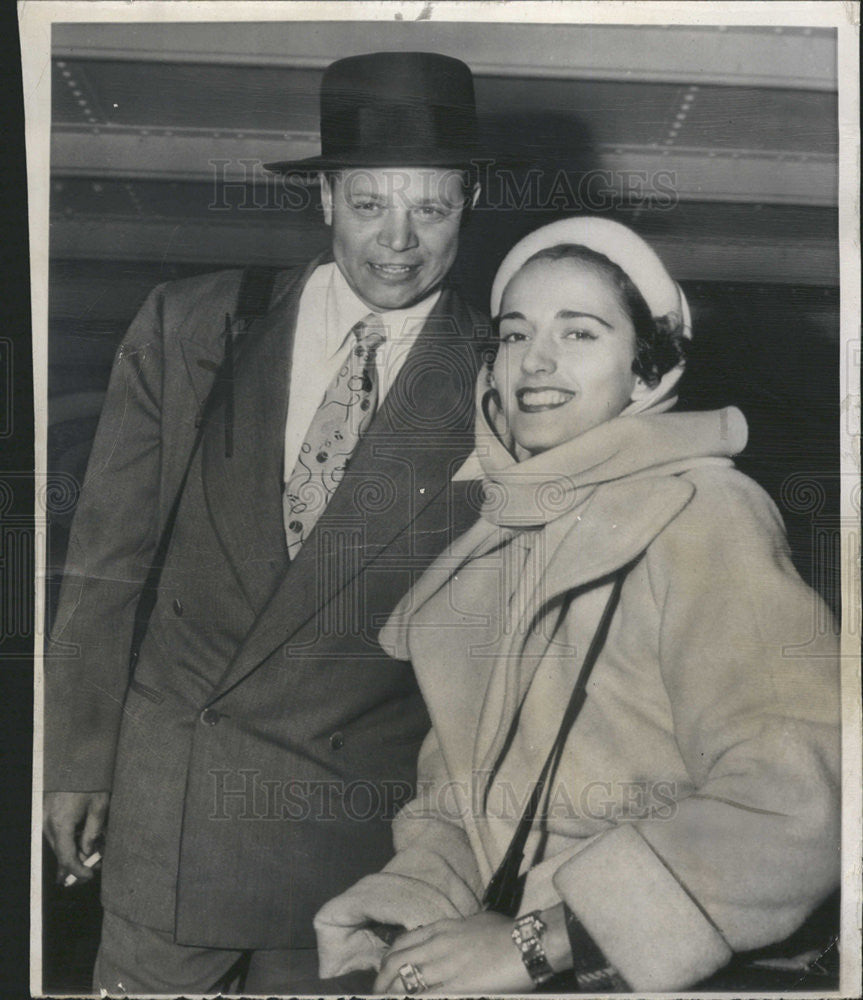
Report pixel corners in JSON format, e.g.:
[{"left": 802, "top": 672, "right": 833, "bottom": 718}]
[
  {"left": 557, "top": 309, "right": 613, "bottom": 329},
  {"left": 499, "top": 310, "right": 526, "bottom": 321}
]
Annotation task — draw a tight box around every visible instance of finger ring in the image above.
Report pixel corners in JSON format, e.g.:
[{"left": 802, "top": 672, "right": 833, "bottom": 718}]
[{"left": 398, "top": 962, "right": 428, "bottom": 994}]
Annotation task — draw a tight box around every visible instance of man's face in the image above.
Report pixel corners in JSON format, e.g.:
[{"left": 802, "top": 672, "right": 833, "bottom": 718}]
[{"left": 321, "top": 167, "right": 478, "bottom": 311}]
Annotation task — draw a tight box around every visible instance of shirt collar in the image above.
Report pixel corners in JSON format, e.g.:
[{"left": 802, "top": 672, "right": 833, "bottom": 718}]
[{"left": 325, "top": 262, "right": 443, "bottom": 359}]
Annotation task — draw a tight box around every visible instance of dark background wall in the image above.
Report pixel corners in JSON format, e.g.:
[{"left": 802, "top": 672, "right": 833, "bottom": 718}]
[{"left": 42, "top": 21, "right": 842, "bottom": 992}]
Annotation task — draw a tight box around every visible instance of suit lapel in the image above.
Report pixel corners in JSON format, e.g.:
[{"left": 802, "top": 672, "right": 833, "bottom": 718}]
[
  {"left": 207, "top": 288, "right": 482, "bottom": 698},
  {"left": 200, "top": 260, "right": 318, "bottom": 611}
]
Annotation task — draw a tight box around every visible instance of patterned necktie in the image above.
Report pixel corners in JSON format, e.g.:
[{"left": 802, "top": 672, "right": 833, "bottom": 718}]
[{"left": 283, "top": 316, "right": 386, "bottom": 559}]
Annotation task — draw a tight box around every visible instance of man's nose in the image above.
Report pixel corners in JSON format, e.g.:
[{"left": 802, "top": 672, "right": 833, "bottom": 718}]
[
  {"left": 522, "top": 336, "right": 556, "bottom": 374},
  {"left": 377, "top": 209, "right": 418, "bottom": 252}
]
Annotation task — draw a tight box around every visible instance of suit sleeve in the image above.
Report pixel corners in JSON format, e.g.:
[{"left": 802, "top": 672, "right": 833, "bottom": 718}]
[
  {"left": 550, "top": 468, "right": 841, "bottom": 991},
  {"left": 315, "top": 727, "right": 484, "bottom": 977},
  {"left": 43, "top": 285, "right": 168, "bottom": 792}
]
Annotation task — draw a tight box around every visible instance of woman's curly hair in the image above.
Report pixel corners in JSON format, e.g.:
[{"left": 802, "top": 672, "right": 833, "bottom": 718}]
[{"left": 497, "top": 243, "right": 688, "bottom": 388}]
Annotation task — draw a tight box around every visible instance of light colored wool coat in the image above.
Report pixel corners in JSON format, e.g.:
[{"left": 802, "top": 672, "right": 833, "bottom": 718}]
[{"left": 315, "top": 407, "right": 840, "bottom": 992}]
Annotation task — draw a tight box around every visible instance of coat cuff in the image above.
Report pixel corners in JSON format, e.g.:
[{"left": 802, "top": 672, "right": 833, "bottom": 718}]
[
  {"left": 315, "top": 870, "right": 470, "bottom": 978},
  {"left": 552, "top": 824, "right": 732, "bottom": 991}
]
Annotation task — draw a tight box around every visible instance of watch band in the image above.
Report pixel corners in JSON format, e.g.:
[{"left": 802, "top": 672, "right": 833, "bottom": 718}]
[
  {"left": 564, "top": 905, "right": 629, "bottom": 992},
  {"left": 512, "top": 911, "right": 555, "bottom": 986}
]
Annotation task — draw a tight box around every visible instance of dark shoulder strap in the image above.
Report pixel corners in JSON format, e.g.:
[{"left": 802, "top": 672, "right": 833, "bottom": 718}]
[
  {"left": 235, "top": 265, "right": 279, "bottom": 323},
  {"left": 482, "top": 560, "right": 637, "bottom": 916},
  {"left": 127, "top": 266, "right": 278, "bottom": 678}
]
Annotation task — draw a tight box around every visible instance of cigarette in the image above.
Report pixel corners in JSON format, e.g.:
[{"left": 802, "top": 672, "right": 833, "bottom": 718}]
[{"left": 63, "top": 850, "right": 102, "bottom": 887}]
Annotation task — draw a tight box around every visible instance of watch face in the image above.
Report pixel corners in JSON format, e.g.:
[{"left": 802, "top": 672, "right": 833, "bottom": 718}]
[
  {"left": 518, "top": 915, "right": 544, "bottom": 937},
  {"left": 513, "top": 914, "right": 546, "bottom": 950}
]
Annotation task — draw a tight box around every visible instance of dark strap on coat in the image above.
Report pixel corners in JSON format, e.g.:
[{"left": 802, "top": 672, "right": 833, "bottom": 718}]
[
  {"left": 482, "top": 560, "right": 636, "bottom": 917},
  {"left": 235, "top": 265, "right": 279, "bottom": 320},
  {"left": 127, "top": 266, "right": 277, "bottom": 678}
]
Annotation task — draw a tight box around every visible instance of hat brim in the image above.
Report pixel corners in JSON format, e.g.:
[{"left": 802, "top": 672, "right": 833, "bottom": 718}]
[{"left": 264, "top": 147, "right": 521, "bottom": 176}]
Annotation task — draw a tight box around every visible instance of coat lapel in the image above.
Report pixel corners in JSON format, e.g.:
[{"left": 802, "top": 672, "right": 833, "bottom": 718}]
[
  {"left": 200, "top": 260, "right": 318, "bottom": 611},
  {"left": 207, "top": 288, "right": 483, "bottom": 698}
]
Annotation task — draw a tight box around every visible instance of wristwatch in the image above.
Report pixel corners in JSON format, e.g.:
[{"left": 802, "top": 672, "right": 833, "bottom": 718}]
[{"left": 511, "top": 911, "right": 555, "bottom": 986}]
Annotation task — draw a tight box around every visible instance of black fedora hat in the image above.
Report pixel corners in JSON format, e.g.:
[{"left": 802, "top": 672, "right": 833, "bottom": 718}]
[{"left": 264, "top": 51, "right": 480, "bottom": 175}]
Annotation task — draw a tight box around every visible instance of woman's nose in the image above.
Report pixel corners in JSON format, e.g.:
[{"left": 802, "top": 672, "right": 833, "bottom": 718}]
[
  {"left": 522, "top": 336, "right": 556, "bottom": 374},
  {"left": 378, "top": 209, "right": 418, "bottom": 252}
]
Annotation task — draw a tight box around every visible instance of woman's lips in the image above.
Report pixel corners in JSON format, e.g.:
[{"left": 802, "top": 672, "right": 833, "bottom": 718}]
[{"left": 515, "top": 387, "right": 576, "bottom": 412}]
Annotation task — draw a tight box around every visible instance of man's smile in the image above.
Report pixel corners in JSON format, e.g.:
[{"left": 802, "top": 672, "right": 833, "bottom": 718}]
[{"left": 368, "top": 262, "right": 421, "bottom": 279}]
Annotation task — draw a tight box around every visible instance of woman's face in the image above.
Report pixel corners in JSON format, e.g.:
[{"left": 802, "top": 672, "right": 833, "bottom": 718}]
[{"left": 493, "top": 257, "right": 641, "bottom": 455}]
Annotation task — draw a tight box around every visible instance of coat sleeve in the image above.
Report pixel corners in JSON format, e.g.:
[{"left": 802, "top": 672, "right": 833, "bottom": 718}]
[
  {"left": 550, "top": 467, "right": 841, "bottom": 991},
  {"left": 43, "top": 285, "right": 168, "bottom": 792},
  {"left": 315, "top": 726, "right": 484, "bottom": 977}
]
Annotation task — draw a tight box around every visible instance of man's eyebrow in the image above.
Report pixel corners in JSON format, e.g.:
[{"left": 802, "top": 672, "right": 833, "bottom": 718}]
[
  {"left": 412, "top": 196, "right": 456, "bottom": 206},
  {"left": 557, "top": 309, "right": 613, "bottom": 329}
]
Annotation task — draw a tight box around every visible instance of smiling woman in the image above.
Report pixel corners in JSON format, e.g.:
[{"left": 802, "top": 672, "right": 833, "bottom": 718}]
[
  {"left": 496, "top": 258, "right": 645, "bottom": 452},
  {"left": 314, "top": 218, "right": 841, "bottom": 995},
  {"left": 491, "top": 242, "right": 688, "bottom": 454}
]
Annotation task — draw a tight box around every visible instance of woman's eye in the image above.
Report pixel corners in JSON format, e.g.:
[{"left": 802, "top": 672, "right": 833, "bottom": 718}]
[
  {"left": 500, "top": 330, "right": 528, "bottom": 344},
  {"left": 565, "top": 328, "right": 598, "bottom": 341}
]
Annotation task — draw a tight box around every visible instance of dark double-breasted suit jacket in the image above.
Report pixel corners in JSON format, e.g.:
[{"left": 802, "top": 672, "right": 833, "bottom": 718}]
[{"left": 44, "top": 255, "right": 488, "bottom": 948}]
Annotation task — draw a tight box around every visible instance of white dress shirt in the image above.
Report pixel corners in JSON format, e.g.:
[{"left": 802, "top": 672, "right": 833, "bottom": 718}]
[{"left": 283, "top": 262, "right": 441, "bottom": 517}]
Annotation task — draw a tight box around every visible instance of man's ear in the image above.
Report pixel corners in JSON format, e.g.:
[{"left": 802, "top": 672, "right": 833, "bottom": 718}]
[{"left": 320, "top": 172, "right": 334, "bottom": 226}]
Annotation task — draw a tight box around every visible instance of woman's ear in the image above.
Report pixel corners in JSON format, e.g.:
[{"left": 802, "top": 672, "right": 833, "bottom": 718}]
[{"left": 630, "top": 375, "right": 653, "bottom": 403}]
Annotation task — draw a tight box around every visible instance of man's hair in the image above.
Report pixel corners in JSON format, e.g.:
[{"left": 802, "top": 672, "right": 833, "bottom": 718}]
[{"left": 501, "top": 243, "right": 687, "bottom": 388}]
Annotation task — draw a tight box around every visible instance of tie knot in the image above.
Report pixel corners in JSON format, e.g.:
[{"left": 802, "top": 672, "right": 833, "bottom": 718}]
[{"left": 353, "top": 315, "right": 387, "bottom": 353}]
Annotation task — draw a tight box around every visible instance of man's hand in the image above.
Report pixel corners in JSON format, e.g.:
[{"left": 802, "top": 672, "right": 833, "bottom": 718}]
[
  {"left": 43, "top": 791, "right": 109, "bottom": 885},
  {"left": 374, "top": 911, "right": 535, "bottom": 995}
]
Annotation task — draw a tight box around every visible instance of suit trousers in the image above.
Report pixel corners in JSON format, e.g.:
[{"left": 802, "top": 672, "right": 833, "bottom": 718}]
[{"left": 94, "top": 908, "right": 375, "bottom": 996}]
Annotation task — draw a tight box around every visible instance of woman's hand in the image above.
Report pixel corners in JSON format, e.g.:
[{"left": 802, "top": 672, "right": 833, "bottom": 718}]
[{"left": 374, "top": 911, "right": 535, "bottom": 994}]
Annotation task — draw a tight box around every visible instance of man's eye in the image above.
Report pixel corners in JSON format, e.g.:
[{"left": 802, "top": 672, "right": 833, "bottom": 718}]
[
  {"left": 413, "top": 205, "right": 448, "bottom": 220},
  {"left": 351, "top": 201, "right": 384, "bottom": 215}
]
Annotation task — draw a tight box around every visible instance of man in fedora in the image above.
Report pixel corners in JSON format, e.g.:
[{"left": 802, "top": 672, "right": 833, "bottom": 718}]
[{"left": 43, "top": 51, "right": 487, "bottom": 994}]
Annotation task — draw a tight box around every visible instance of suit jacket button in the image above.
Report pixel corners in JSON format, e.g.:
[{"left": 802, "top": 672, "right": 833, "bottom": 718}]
[
  {"left": 200, "top": 708, "right": 220, "bottom": 726},
  {"left": 329, "top": 732, "right": 344, "bottom": 750},
  {"left": 173, "top": 598, "right": 184, "bottom": 616}
]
